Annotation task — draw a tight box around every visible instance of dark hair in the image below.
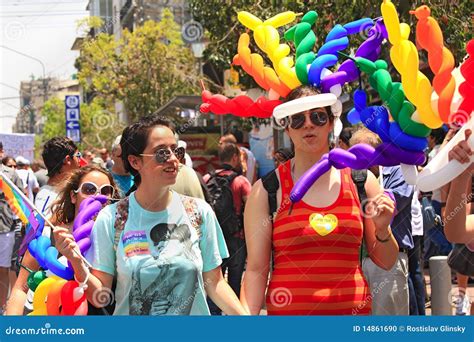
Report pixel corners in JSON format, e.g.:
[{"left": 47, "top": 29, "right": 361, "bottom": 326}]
[
  {"left": 430, "top": 128, "right": 447, "bottom": 145},
  {"left": 150, "top": 223, "right": 172, "bottom": 246},
  {"left": 285, "top": 85, "right": 334, "bottom": 122},
  {"left": 0, "top": 141, "right": 3, "bottom": 149},
  {"left": 52, "top": 165, "right": 120, "bottom": 224},
  {"left": 218, "top": 142, "right": 240, "bottom": 163},
  {"left": 274, "top": 148, "right": 294, "bottom": 162},
  {"left": 2, "top": 156, "right": 15, "bottom": 166},
  {"left": 121, "top": 115, "right": 173, "bottom": 187},
  {"left": 339, "top": 127, "right": 354, "bottom": 146},
  {"left": 42, "top": 137, "right": 78, "bottom": 177}
]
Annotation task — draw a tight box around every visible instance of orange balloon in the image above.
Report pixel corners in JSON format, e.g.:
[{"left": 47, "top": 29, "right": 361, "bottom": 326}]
[
  {"left": 46, "top": 278, "right": 67, "bottom": 315},
  {"left": 411, "top": 5, "right": 455, "bottom": 123}
]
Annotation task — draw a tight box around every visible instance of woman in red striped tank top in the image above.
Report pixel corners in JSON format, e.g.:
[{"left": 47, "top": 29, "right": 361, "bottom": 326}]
[{"left": 241, "top": 86, "right": 399, "bottom": 315}]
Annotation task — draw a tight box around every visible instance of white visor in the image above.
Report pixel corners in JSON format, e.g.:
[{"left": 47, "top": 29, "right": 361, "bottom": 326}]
[{"left": 273, "top": 93, "right": 338, "bottom": 122}]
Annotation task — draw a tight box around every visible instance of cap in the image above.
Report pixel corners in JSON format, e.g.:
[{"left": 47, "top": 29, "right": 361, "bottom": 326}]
[{"left": 15, "top": 156, "right": 30, "bottom": 166}]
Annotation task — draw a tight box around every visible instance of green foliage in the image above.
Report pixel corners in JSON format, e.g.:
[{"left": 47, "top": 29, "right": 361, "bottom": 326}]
[
  {"left": 39, "top": 97, "right": 125, "bottom": 152},
  {"left": 76, "top": 9, "right": 200, "bottom": 123}
]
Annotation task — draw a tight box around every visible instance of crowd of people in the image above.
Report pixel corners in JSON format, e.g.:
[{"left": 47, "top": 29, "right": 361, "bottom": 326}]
[{"left": 0, "top": 85, "right": 472, "bottom": 316}]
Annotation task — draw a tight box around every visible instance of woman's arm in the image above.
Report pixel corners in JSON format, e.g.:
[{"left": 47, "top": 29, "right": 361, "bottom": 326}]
[
  {"left": 363, "top": 171, "right": 399, "bottom": 270},
  {"left": 53, "top": 226, "right": 114, "bottom": 307},
  {"left": 240, "top": 180, "right": 272, "bottom": 315},
  {"left": 203, "top": 267, "right": 248, "bottom": 315},
  {"left": 5, "top": 250, "right": 39, "bottom": 315},
  {"left": 444, "top": 129, "right": 474, "bottom": 243}
]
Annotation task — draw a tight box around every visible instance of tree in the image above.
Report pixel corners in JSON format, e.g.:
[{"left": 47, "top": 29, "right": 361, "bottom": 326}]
[
  {"left": 76, "top": 9, "right": 201, "bottom": 123},
  {"left": 39, "top": 97, "right": 125, "bottom": 152},
  {"left": 190, "top": 0, "right": 472, "bottom": 90}
]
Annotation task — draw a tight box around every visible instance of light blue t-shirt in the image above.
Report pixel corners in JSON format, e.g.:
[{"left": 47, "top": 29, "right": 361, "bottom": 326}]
[{"left": 90, "top": 191, "right": 229, "bottom": 315}]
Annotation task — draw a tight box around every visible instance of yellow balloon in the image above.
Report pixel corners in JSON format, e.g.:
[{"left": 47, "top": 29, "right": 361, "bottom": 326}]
[
  {"left": 278, "top": 57, "right": 301, "bottom": 89},
  {"left": 237, "top": 11, "right": 262, "bottom": 31},
  {"left": 263, "top": 11, "right": 296, "bottom": 28},
  {"left": 381, "top": 0, "right": 443, "bottom": 129},
  {"left": 30, "top": 277, "right": 57, "bottom": 316},
  {"left": 381, "top": 0, "right": 401, "bottom": 44}
]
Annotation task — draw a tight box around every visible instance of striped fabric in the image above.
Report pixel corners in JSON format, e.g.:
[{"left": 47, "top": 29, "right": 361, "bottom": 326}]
[{"left": 266, "top": 161, "right": 371, "bottom": 315}]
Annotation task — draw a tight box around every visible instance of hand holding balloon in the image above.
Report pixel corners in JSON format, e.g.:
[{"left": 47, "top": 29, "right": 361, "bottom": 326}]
[{"left": 448, "top": 129, "right": 474, "bottom": 173}]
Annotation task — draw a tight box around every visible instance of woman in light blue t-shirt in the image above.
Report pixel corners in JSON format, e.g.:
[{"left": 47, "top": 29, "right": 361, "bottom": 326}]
[{"left": 54, "top": 115, "right": 248, "bottom": 315}]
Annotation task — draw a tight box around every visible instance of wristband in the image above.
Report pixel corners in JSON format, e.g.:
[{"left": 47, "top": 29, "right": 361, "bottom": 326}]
[{"left": 375, "top": 229, "right": 392, "bottom": 243}]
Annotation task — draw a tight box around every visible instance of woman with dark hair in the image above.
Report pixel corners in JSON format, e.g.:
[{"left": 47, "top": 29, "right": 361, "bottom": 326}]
[
  {"left": 54, "top": 115, "right": 247, "bottom": 315},
  {"left": 6, "top": 165, "right": 119, "bottom": 315},
  {"left": 2, "top": 156, "right": 17, "bottom": 169},
  {"left": 241, "top": 85, "right": 398, "bottom": 315}
]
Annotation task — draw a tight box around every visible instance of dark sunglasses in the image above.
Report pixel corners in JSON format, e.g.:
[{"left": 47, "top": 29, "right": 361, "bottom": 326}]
[
  {"left": 74, "top": 182, "right": 115, "bottom": 198},
  {"left": 287, "top": 110, "right": 329, "bottom": 129},
  {"left": 140, "top": 146, "right": 185, "bottom": 164},
  {"left": 6, "top": 164, "right": 16, "bottom": 168}
]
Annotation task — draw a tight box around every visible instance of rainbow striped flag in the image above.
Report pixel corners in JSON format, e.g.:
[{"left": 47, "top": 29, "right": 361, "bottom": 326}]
[{"left": 0, "top": 173, "right": 40, "bottom": 231}]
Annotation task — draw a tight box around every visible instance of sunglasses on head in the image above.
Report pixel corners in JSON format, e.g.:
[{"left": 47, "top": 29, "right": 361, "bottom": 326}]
[
  {"left": 140, "top": 146, "right": 185, "bottom": 164},
  {"left": 74, "top": 181, "right": 115, "bottom": 198},
  {"left": 286, "top": 110, "right": 330, "bottom": 129}
]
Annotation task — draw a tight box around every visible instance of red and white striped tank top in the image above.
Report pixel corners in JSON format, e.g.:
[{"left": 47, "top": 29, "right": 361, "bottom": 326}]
[{"left": 266, "top": 161, "right": 371, "bottom": 315}]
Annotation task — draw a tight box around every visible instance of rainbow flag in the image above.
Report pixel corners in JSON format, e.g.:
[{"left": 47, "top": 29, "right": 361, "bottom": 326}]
[{"left": 0, "top": 173, "right": 39, "bottom": 230}]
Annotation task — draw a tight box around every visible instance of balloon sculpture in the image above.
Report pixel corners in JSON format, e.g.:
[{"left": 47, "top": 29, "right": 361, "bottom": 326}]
[
  {"left": 199, "top": 2, "right": 472, "bottom": 200},
  {"left": 26, "top": 195, "right": 108, "bottom": 315}
]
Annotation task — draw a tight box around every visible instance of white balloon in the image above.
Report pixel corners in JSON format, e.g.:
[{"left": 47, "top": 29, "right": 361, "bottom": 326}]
[
  {"left": 334, "top": 118, "right": 343, "bottom": 137},
  {"left": 401, "top": 164, "right": 418, "bottom": 185},
  {"left": 273, "top": 94, "right": 337, "bottom": 120},
  {"left": 414, "top": 114, "right": 474, "bottom": 192}
]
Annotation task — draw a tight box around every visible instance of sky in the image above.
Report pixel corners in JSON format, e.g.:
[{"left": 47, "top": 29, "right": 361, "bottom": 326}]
[{"left": 0, "top": 0, "right": 89, "bottom": 133}]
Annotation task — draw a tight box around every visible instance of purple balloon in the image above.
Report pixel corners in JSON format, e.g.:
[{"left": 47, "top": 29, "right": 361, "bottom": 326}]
[
  {"left": 73, "top": 195, "right": 108, "bottom": 231},
  {"left": 321, "top": 18, "right": 387, "bottom": 92},
  {"left": 290, "top": 142, "right": 425, "bottom": 203},
  {"left": 73, "top": 220, "right": 94, "bottom": 241}
]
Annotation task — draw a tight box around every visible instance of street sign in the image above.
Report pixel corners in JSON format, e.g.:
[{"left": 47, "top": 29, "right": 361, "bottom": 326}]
[{"left": 65, "top": 95, "right": 81, "bottom": 143}]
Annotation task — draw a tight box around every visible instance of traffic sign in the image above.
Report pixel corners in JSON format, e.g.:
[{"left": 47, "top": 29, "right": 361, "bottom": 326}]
[{"left": 65, "top": 95, "right": 81, "bottom": 143}]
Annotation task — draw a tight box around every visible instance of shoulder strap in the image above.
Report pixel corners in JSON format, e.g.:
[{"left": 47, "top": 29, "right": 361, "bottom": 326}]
[
  {"left": 262, "top": 169, "right": 279, "bottom": 221},
  {"left": 351, "top": 169, "right": 368, "bottom": 213},
  {"left": 179, "top": 194, "right": 203, "bottom": 239},
  {"left": 113, "top": 197, "right": 130, "bottom": 251}
]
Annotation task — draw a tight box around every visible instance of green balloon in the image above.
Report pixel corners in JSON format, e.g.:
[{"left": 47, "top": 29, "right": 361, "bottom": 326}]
[
  {"left": 355, "top": 57, "right": 377, "bottom": 74},
  {"left": 388, "top": 83, "right": 406, "bottom": 119},
  {"left": 296, "top": 52, "right": 315, "bottom": 84},
  {"left": 374, "top": 59, "right": 388, "bottom": 70},
  {"left": 27, "top": 270, "right": 47, "bottom": 291},
  {"left": 398, "top": 102, "right": 432, "bottom": 137}
]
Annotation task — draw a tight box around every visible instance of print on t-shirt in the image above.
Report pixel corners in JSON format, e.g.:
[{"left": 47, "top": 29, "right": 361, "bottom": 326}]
[{"left": 128, "top": 223, "right": 199, "bottom": 315}]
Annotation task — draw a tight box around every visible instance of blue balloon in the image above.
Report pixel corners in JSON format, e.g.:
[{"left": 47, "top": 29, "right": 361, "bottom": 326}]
[
  {"left": 308, "top": 54, "right": 338, "bottom": 87},
  {"left": 343, "top": 18, "right": 374, "bottom": 35},
  {"left": 45, "top": 247, "right": 74, "bottom": 280},
  {"left": 325, "top": 24, "right": 347, "bottom": 41},
  {"left": 317, "top": 37, "right": 349, "bottom": 57},
  {"left": 389, "top": 123, "right": 428, "bottom": 152}
]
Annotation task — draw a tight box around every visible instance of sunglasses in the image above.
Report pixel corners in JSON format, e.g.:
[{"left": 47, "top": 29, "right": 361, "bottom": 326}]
[
  {"left": 140, "top": 146, "right": 185, "bottom": 164},
  {"left": 283, "top": 110, "right": 329, "bottom": 129},
  {"left": 74, "top": 181, "right": 115, "bottom": 198},
  {"left": 6, "top": 164, "right": 16, "bottom": 168}
]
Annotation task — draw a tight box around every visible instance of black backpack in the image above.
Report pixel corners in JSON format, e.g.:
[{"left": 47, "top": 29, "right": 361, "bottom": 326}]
[{"left": 206, "top": 170, "right": 242, "bottom": 238}]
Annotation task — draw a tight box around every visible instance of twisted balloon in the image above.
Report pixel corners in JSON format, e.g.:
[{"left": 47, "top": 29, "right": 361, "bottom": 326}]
[
  {"left": 200, "top": 89, "right": 281, "bottom": 118},
  {"left": 238, "top": 11, "right": 300, "bottom": 89},
  {"left": 381, "top": 0, "right": 442, "bottom": 129},
  {"left": 410, "top": 5, "right": 455, "bottom": 123},
  {"left": 290, "top": 142, "right": 426, "bottom": 203},
  {"left": 320, "top": 18, "right": 386, "bottom": 93},
  {"left": 457, "top": 40, "right": 474, "bottom": 118},
  {"left": 353, "top": 57, "right": 431, "bottom": 138},
  {"left": 233, "top": 33, "right": 290, "bottom": 98}
]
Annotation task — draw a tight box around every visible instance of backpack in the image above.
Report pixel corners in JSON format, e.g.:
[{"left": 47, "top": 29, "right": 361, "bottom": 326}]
[{"left": 205, "top": 170, "right": 242, "bottom": 239}]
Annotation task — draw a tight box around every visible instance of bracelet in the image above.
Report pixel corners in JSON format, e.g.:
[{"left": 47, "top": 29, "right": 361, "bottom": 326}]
[{"left": 375, "top": 229, "right": 392, "bottom": 243}]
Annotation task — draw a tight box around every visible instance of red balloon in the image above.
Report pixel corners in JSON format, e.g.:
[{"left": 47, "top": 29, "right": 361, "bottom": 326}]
[{"left": 61, "top": 280, "right": 87, "bottom": 316}]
